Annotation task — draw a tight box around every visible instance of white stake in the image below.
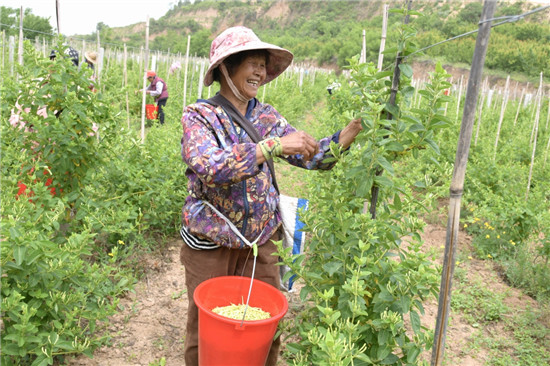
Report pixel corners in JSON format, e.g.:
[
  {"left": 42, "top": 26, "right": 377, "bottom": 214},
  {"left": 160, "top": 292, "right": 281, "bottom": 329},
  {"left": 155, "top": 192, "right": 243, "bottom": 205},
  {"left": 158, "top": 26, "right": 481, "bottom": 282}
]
[
  {"left": 377, "top": 4, "right": 389, "bottom": 71},
  {"left": 141, "top": 16, "right": 150, "bottom": 143},
  {"left": 526, "top": 72, "right": 543, "bottom": 201},
  {"left": 492, "top": 75, "right": 510, "bottom": 161},
  {"left": 182, "top": 35, "right": 191, "bottom": 111}
]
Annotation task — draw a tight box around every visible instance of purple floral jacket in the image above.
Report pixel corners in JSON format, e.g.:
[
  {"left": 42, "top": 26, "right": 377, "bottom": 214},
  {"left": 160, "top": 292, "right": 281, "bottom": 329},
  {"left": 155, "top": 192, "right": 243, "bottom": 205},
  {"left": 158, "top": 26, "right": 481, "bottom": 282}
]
[{"left": 180, "top": 97, "right": 341, "bottom": 249}]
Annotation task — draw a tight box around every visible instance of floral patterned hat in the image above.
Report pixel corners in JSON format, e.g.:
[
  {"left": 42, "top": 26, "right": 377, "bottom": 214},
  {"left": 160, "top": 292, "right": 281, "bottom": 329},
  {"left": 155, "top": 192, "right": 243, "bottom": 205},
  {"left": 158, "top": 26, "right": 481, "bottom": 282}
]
[{"left": 203, "top": 26, "right": 293, "bottom": 87}]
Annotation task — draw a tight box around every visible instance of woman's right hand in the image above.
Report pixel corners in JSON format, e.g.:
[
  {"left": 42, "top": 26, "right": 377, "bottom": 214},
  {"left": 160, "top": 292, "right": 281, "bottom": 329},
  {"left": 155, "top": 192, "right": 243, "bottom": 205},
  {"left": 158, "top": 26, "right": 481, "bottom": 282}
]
[{"left": 280, "top": 131, "right": 319, "bottom": 161}]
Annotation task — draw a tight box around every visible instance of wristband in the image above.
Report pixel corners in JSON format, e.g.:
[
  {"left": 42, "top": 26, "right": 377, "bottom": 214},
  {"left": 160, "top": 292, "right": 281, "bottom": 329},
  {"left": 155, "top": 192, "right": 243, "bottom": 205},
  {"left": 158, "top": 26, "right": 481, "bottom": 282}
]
[{"left": 258, "top": 137, "right": 282, "bottom": 161}]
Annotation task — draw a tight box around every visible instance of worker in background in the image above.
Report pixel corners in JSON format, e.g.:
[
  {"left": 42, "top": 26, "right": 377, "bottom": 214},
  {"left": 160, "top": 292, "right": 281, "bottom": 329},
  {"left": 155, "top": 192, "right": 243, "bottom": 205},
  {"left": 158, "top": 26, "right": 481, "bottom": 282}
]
[
  {"left": 84, "top": 51, "right": 98, "bottom": 92},
  {"left": 145, "top": 70, "right": 169, "bottom": 125}
]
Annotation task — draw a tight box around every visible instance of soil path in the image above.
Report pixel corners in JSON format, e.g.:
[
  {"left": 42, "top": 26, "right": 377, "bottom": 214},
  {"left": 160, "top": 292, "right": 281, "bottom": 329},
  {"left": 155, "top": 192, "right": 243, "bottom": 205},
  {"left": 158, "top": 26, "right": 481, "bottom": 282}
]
[{"left": 65, "top": 220, "right": 539, "bottom": 366}]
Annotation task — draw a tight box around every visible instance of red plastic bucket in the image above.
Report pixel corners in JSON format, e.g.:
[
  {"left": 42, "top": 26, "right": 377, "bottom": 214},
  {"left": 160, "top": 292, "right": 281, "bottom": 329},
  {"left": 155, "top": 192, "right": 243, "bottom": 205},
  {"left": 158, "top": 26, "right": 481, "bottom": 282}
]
[
  {"left": 145, "top": 104, "right": 158, "bottom": 119},
  {"left": 193, "top": 276, "right": 288, "bottom": 366}
]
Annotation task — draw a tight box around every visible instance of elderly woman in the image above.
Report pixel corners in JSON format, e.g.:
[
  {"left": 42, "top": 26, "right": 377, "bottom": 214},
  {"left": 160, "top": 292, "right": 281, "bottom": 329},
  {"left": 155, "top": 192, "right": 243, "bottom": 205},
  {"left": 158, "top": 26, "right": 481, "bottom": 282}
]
[{"left": 179, "top": 26, "right": 362, "bottom": 365}]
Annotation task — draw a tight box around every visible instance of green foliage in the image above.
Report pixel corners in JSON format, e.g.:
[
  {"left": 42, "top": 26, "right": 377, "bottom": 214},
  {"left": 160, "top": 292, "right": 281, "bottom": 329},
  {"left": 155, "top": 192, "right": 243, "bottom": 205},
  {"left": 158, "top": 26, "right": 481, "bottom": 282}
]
[
  {"left": 0, "top": 7, "right": 54, "bottom": 40},
  {"left": 276, "top": 14, "right": 454, "bottom": 362}
]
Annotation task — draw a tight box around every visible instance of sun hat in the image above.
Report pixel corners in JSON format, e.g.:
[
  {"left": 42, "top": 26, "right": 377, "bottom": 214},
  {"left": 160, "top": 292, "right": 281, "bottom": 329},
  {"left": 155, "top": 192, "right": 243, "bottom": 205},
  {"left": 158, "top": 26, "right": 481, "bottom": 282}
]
[
  {"left": 147, "top": 70, "right": 156, "bottom": 78},
  {"left": 84, "top": 51, "right": 98, "bottom": 64},
  {"left": 203, "top": 26, "right": 293, "bottom": 87}
]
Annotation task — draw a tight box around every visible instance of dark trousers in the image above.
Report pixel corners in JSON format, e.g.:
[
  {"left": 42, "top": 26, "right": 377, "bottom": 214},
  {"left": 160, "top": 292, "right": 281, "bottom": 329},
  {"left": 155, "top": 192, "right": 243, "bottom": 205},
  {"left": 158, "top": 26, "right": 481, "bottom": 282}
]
[
  {"left": 156, "top": 97, "right": 168, "bottom": 124},
  {"left": 180, "top": 230, "right": 282, "bottom": 366}
]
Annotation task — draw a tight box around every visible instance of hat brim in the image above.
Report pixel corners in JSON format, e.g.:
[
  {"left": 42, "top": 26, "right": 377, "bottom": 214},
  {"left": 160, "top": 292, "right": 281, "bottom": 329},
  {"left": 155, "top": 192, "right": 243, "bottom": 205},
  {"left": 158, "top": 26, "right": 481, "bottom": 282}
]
[
  {"left": 203, "top": 42, "right": 293, "bottom": 87},
  {"left": 84, "top": 52, "right": 97, "bottom": 64}
]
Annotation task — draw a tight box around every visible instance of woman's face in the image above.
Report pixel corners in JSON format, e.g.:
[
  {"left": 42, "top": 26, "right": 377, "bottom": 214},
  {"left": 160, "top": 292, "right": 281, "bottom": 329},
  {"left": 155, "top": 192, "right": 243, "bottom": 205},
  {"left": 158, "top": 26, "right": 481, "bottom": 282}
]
[{"left": 230, "top": 54, "right": 267, "bottom": 100}]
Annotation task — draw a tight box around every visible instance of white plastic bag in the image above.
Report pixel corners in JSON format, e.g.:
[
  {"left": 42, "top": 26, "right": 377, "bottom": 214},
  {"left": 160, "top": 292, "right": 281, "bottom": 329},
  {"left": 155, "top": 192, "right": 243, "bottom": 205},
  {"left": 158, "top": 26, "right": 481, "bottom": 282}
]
[{"left": 278, "top": 194, "right": 309, "bottom": 292}]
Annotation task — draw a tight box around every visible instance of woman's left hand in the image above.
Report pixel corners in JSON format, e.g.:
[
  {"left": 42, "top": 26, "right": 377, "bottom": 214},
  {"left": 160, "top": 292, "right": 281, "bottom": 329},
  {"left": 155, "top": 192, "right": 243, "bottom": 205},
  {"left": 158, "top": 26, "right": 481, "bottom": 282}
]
[{"left": 339, "top": 118, "right": 363, "bottom": 149}]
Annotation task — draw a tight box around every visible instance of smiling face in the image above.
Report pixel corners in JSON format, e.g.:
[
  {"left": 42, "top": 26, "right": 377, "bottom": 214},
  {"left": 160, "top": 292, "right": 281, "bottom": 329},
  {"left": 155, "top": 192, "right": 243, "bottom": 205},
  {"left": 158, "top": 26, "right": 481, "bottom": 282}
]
[{"left": 227, "top": 52, "right": 267, "bottom": 100}]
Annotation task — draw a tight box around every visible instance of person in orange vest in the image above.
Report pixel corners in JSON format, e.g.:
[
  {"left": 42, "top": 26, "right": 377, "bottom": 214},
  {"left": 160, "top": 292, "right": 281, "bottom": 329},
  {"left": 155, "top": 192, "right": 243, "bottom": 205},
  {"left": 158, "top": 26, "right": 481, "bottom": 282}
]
[{"left": 145, "top": 70, "right": 169, "bottom": 124}]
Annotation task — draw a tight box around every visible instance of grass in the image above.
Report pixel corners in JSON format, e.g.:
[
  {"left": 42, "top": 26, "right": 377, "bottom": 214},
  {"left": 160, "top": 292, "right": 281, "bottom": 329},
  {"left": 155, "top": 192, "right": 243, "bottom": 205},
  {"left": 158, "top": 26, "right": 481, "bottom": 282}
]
[{"left": 449, "top": 258, "right": 550, "bottom": 365}]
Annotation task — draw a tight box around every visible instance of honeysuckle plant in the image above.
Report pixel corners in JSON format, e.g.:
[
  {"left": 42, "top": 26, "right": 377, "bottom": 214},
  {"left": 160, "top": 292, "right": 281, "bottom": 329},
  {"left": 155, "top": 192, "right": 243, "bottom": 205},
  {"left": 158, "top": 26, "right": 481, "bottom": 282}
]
[{"left": 276, "top": 8, "right": 454, "bottom": 363}]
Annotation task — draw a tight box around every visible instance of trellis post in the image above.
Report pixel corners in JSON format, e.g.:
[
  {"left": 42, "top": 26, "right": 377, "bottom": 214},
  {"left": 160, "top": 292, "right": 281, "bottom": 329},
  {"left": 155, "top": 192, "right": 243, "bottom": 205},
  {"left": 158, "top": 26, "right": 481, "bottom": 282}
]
[{"left": 431, "top": 1, "right": 497, "bottom": 365}]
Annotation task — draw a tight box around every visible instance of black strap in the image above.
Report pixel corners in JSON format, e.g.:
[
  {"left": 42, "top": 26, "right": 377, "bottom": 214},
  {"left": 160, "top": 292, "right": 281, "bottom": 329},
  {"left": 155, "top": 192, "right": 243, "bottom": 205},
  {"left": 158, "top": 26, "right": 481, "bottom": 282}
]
[{"left": 206, "top": 94, "right": 280, "bottom": 193}]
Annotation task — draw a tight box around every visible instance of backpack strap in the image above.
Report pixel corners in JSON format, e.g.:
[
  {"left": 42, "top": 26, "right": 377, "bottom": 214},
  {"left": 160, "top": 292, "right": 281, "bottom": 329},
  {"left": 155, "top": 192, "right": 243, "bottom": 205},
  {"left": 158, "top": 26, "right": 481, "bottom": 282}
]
[{"left": 205, "top": 94, "right": 280, "bottom": 193}]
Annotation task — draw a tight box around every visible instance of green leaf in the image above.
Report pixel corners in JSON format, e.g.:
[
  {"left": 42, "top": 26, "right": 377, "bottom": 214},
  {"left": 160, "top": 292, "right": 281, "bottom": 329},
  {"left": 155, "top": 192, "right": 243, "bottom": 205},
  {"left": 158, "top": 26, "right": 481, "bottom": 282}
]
[
  {"left": 399, "top": 64, "right": 413, "bottom": 78},
  {"left": 376, "top": 156, "right": 394, "bottom": 175},
  {"left": 378, "top": 330, "right": 390, "bottom": 345},
  {"left": 374, "top": 175, "right": 393, "bottom": 188},
  {"left": 407, "top": 347, "right": 422, "bottom": 364},
  {"left": 392, "top": 193, "right": 402, "bottom": 210},
  {"left": 384, "top": 141, "right": 404, "bottom": 152},
  {"left": 410, "top": 310, "right": 421, "bottom": 334},
  {"left": 425, "top": 138, "right": 441, "bottom": 154},
  {"left": 14, "top": 246, "right": 26, "bottom": 266},
  {"left": 380, "top": 353, "right": 400, "bottom": 364}
]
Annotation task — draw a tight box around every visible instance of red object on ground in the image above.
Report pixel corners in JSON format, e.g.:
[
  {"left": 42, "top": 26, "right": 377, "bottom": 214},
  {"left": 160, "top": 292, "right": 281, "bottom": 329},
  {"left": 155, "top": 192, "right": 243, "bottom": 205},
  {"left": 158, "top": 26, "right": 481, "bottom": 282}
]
[
  {"left": 193, "top": 276, "right": 288, "bottom": 366},
  {"left": 146, "top": 104, "right": 158, "bottom": 119}
]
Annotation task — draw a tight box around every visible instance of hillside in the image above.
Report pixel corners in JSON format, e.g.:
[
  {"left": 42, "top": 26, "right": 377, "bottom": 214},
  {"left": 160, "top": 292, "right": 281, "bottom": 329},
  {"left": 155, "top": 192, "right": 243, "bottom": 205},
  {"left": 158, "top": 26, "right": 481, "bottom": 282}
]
[{"left": 89, "top": 0, "right": 550, "bottom": 80}]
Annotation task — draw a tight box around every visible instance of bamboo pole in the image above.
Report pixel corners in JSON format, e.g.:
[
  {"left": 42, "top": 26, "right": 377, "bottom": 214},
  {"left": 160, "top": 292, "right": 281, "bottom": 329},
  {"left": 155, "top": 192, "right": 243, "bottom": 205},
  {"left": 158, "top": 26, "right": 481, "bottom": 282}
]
[
  {"left": 546, "top": 97, "right": 549, "bottom": 131},
  {"left": 9, "top": 36, "right": 15, "bottom": 75},
  {"left": 18, "top": 7, "right": 23, "bottom": 68},
  {"left": 474, "top": 83, "right": 487, "bottom": 146},
  {"left": 513, "top": 88, "right": 525, "bottom": 126},
  {"left": 360, "top": 29, "right": 366, "bottom": 64},
  {"left": 140, "top": 16, "right": 150, "bottom": 142},
  {"left": 1, "top": 30, "right": 5, "bottom": 74},
  {"left": 124, "top": 44, "right": 130, "bottom": 128},
  {"left": 56, "top": 0, "right": 61, "bottom": 35},
  {"left": 366, "top": 0, "right": 412, "bottom": 218},
  {"left": 455, "top": 74, "right": 464, "bottom": 121},
  {"left": 492, "top": 75, "right": 510, "bottom": 161},
  {"left": 431, "top": 1, "right": 496, "bottom": 365},
  {"left": 525, "top": 72, "right": 543, "bottom": 201},
  {"left": 197, "top": 59, "right": 206, "bottom": 100},
  {"left": 377, "top": 4, "right": 389, "bottom": 71},
  {"left": 182, "top": 35, "right": 191, "bottom": 111},
  {"left": 530, "top": 86, "right": 541, "bottom": 145}
]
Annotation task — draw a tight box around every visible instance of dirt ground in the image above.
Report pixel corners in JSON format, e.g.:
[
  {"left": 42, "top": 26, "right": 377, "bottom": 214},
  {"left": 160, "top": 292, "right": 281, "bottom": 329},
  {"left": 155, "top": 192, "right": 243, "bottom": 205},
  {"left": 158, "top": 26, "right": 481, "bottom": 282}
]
[{"left": 63, "top": 218, "right": 541, "bottom": 366}]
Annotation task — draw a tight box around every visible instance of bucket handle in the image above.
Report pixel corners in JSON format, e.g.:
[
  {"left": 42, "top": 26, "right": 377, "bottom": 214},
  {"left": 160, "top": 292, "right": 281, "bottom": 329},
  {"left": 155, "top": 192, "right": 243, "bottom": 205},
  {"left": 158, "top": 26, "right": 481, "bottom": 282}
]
[{"left": 201, "top": 201, "right": 261, "bottom": 326}]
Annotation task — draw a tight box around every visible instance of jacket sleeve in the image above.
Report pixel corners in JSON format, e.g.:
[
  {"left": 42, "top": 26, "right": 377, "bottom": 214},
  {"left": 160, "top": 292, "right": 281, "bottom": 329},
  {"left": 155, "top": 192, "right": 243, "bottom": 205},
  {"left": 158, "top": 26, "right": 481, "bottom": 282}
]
[
  {"left": 260, "top": 104, "right": 341, "bottom": 170},
  {"left": 181, "top": 105, "right": 263, "bottom": 187}
]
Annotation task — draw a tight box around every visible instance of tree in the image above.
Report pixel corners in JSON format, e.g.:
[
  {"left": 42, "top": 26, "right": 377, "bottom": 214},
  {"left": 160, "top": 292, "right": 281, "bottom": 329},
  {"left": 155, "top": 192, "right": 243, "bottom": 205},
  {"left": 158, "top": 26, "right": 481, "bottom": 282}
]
[{"left": 0, "top": 7, "right": 53, "bottom": 39}]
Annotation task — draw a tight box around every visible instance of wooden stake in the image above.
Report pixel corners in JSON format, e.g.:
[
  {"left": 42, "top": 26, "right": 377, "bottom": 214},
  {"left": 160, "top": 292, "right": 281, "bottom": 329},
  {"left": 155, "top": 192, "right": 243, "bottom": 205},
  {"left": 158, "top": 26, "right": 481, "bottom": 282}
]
[
  {"left": 360, "top": 29, "right": 366, "bottom": 64},
  {"left": 18, "top": 7, "right": 23, "bottom": 68},
  {"left": 182, "top": 35, "right": 191, "bottom": 111},
  {"left": 377, "top": 4, "right": 389, "bottom": 71},
  {"left": 493, "top": 75, "right": 510, "bottom": 161},
  {"left": 431, "top": 2, "right": 496, "bottom": 365},
  {"left": 474, "top": 83, "right": 487, "bottom": 146},
  {"left": 526, "top": 72, "right": 543, "bottom": 201},
  {"left": 9, "top": 35, "right": 15, "bottom": 75},
  {"left": 141, "top": 16, "right": 150, "bottom": 142},
  {"left": 56, "top": 0, "right": 61, "bottom": 35},
  {"left": 124, "top": 44, "right": 130, "bottom": 129},
  {"left": 456, "top": 75, "right": 463, "bottom": 121},
  {"left": 513, "top": 88, "right": 525, "bottom": 126}
]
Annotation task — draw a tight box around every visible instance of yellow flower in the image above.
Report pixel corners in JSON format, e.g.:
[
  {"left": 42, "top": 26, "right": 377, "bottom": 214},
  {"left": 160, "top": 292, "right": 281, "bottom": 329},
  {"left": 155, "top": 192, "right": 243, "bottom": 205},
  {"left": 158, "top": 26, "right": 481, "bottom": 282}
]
[
  {"left": 487, "top": 254, "right": 492, "bottom": 258},
  {"left": 108, "top": 252, "right": 114, "bottom": 257},
  {"left": 468, "top": 256, "right": 473, "bottom": 260},
  {"left": 497, "top": 235, "right": 500, "bottom": 239},
  {"left": 486, "top": 235, "right": 490, "bottom": 239},
  {"left": 470, "top": 207, "right": 474, "bottom": 212},
  {"left": 511, "top": 241, "right": 516, "bottom": 246},
  {"left": 455, "top": 261, "right": 460, "bottom": 266},
  {"left": 440, "top": 245, "right": 445, "bottom": 249},
  {"left": 474, "top": 218, "right": 480, "bottom": 222},
  {"left": 503, "top": 231, "right": 506, "bottom": 234},
  {"left": 464, "top": 224, "right": 468, "bottom": 228},
  {"left": 118, "top": 240, "right": 125, "bottom": 245}
]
